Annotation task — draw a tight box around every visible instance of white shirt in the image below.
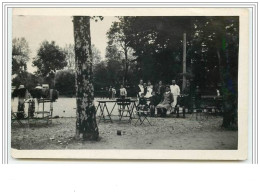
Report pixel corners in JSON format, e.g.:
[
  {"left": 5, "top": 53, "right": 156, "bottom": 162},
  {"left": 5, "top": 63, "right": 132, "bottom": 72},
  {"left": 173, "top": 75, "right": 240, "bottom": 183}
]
[
  {"left": 170, "top": 84, "right": 180, "bottom": 96},
  {"left": 120, "top": 88, "right": 127, "bottom": 96},
  {"left": 112, "top": 88, "right": 116, "bottom": 94},
  {"left": 138, "top": 84, "right": 144, "bottom": 96},
  {"left": 145, "top": 85, "right": 153, "bottom": 98}
]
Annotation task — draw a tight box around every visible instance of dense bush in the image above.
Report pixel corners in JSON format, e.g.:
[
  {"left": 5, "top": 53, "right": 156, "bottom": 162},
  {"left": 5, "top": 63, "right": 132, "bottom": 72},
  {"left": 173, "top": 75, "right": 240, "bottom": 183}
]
[{"left": 54, "top": 69, "right": 75, "bottom": 96}]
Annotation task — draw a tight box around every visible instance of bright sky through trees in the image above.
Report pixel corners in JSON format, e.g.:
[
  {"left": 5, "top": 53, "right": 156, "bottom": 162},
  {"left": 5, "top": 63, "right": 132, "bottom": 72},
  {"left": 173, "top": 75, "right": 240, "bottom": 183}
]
[{"left": 12, "top": 15, "right": 118, "bottom": 73}]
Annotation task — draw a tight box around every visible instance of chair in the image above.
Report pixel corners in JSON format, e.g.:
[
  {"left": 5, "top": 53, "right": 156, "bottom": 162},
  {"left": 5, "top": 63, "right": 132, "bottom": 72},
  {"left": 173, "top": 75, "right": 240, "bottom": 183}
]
[
  {"left": 170, "top": 95, "right": 187, "bottom": 118},
  {"left": 11, "top": 110, "right": 27, "bottom": 127},
  {"left": 117, "top": 98, "right": 132, "bottom": 122},
  {"left": 134, "top": 108, "right": 152, "bottom": 126}
]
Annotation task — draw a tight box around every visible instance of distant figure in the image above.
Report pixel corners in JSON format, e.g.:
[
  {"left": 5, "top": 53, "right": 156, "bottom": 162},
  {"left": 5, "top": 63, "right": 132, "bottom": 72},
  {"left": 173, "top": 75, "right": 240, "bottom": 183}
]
[
  {"left": 170, "top": 80, "right": 180, "bottom": 109},
  {"left": 137, "top": 79, "right": 144, "bottom": 97},
  {"left": 119, "top": 84, "right": 127, "bottom": 99},
  {"left": 156, "top": 86, "right": 173, "bottom": 117},
  {"left": 216, "top": 89, "right": 220, "bottom": 96},
  {"left": 108, "top": 86, "right": 113, "bottom": 99},
  {"left": 105, "top": 86, "right": 109, "bottom": 99},
  {"left": 112, "top": 87, "right": 116, "bottom": 99},
  {"left": 195, "top": 85, "right": 202, "bottom": 108},
  {"left": 182, "top": 80, "right": 192, "bottom": 113}
]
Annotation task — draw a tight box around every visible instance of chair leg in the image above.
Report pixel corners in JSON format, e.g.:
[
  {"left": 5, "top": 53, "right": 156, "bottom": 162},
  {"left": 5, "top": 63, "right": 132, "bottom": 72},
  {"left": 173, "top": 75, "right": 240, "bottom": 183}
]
[
  {"left": 141, "top": 116, "right": 152, "bottom": 126},
  {"left": 145, "top": 117, "right": 152, "bottom": 126}
]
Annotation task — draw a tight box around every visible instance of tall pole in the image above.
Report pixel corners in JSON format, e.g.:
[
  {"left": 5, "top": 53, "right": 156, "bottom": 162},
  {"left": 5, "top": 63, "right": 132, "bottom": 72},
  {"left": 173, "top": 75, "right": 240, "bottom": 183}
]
[{"left": 182, "top": 33, "right": 187, "bottom": 91}]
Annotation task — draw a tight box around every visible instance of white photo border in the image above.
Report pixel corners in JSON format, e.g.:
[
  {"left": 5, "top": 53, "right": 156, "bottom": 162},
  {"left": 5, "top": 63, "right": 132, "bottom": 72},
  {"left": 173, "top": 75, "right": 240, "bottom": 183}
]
[{"left": 1, "top": 1, "right": 258, "bottom": 163}]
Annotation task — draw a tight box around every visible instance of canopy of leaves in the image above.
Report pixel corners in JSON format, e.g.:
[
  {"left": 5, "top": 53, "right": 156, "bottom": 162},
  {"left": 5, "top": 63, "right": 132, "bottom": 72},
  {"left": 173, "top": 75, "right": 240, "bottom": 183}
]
[
  {"left": 112, "top": 16, "right": 239, "bottom": 92},
  {"left": 55, "top": 69, "right": 75, "bottom": 96},
  {"left": 12, "top": 37, "right": 30, "bottom": 75},
  {"left": 32, "top": 41, "right": 67, "bottom": 77},
  {"left": 63, "top": 44, "right": 101, "bottom": 71},
  {"left": 12, "top": 71, "right": 42, "bottom": 91}
]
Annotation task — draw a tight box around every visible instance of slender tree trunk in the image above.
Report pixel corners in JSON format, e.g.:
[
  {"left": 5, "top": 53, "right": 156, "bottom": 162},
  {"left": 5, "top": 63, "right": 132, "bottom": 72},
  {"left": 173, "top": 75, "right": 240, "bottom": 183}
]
[
  {"left": 73, "top": 16, "right": 99, "bottom": 140},
  {"left": 182, "top": 33, "right": 187, "bottom": 91}
]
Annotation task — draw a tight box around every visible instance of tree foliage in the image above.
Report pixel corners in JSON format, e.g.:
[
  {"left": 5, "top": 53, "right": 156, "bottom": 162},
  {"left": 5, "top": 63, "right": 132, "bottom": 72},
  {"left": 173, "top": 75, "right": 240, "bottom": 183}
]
[
  {"left": 12, "top": 71, "right": 41, "bottom": 90},
  {"left": 63, "top": 44, "right": 75, "bottom": 70},
  {"left": 106, "top": 16, "right": 239, "bottom": 127},
  {"left": 55, "top": 69, "right": 75, "bottom": 96},
  {"left": 107, "top": 17, "right": 136, "bottom": 85},
  {"left": 12, "top": 37, "right": 30, "bottom": 75},
  {"left": 64, "top": 44, "right": 101, "bottom": 71},
  {"left": 32, "top": 41, "right": 67, "bottom": 77}
]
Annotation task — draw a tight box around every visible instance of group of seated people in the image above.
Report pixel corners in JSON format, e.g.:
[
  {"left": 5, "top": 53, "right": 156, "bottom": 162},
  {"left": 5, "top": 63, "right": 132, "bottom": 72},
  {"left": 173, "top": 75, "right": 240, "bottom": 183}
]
[
  {"left": 103, "top": 79, "right": 185, "bottom": 117},
  {"left": 135, "top": 79, "right": 181, "bottom": 117}
]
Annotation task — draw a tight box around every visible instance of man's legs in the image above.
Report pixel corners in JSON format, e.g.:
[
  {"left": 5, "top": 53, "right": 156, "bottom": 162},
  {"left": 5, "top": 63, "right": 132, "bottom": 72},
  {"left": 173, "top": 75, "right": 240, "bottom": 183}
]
[
  {"left": 162, "top": 108, "right": 168, "bottom": 117},
  {"left": 172, "top": 95, "right": 178, "bottom": 108},
  {"left": 156, "top": 107, "right": 162, "bottom": 116}
]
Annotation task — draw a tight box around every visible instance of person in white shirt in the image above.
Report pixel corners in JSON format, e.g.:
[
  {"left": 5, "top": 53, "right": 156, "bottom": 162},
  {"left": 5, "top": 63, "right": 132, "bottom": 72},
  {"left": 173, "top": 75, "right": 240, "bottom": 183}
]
[
  {"left": 145, "top": 80, "right": 153, "bottom": 98},
  {"left": 119, "top": 84, "right": 127, "bottom": 99},
  {"left": 137, "top": 79, "right": 144, "bottom": 97},
  {"left": 112, "top": 87, "right": 116, "bottom": 99},
  {"left": 170, "top": 80, "right": 180, "bottom": 108}
]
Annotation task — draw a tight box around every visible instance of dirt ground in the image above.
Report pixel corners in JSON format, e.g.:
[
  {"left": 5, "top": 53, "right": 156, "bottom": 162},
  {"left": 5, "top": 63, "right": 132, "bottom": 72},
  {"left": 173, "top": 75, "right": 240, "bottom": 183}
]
[{"left": 11, "top": 114, "right": 238, "bottom": 150}]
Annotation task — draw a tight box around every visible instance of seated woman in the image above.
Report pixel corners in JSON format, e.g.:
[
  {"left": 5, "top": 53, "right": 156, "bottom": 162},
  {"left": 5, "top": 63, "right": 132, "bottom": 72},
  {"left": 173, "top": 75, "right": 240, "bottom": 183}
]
[{"left": 156, "top": 86, "right": 173, "bottom": 117}]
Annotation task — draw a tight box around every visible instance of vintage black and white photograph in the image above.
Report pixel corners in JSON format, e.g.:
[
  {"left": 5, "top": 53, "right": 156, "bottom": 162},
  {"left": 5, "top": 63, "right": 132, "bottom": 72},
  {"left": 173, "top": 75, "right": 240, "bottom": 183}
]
[{"left": 10, "top": 8, "right": 248, "bottom": 159}]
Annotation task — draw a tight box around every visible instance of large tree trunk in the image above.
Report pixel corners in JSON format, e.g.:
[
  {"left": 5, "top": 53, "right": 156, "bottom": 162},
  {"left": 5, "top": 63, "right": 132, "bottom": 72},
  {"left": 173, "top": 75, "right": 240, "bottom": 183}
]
[
  {"left": 73, "top": 16, "right": 99, "bottom": 140},
  {"left": 217, "top": 47, "right": 237, "bottom": 128}
]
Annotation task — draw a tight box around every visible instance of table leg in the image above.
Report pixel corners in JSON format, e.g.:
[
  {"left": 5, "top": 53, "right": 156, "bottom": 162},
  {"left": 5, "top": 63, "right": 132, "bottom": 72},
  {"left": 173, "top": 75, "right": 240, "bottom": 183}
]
[
  {"left": 129, "top": 102, "right": 137, "bottom": 119},
  {"left": 109, "top": 102, "right": 117, "bottom": 116},
  {"left": 96, "top": 102, "right": 101, "bottom": 116},
  {"left": 104, "top": 103, "right": 113, "bottom": 123},
  {"left": 99, "top": 103, "right": 105, "bottom": 123}
]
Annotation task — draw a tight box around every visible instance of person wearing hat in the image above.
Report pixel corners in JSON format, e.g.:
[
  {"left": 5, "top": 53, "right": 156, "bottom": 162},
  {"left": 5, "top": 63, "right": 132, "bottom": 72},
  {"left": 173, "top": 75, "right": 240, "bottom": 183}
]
[
  {"left": 170, "top": 80, "right": 180, "bottom": 111},
  {"left": 35, "top": 83, "right": 42, "bottom": 89}
]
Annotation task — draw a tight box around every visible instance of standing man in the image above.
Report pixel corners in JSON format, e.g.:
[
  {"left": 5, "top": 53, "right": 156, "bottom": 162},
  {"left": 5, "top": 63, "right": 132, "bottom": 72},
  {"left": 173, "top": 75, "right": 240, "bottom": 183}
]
[
  {"left": 108, "top": 86, "right": 113, "bottom": 99},
  {"left": 170, "top": 80, "right": 180, "bottom": 109},
  {"left": 112, "top": 86, "right": 116, "bottom": 99},
  {"left": 136, "top": 79, "right": 144, "bottom": 97},
  {"left": 120, "top": 84, "right": 127, "bottom": 99}
]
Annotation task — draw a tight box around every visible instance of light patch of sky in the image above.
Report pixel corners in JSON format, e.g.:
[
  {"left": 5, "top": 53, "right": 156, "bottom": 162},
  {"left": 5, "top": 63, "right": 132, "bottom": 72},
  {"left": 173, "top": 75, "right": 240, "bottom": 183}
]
[{"left": 12, "top": 15, "right": 118, "bottom": 73}]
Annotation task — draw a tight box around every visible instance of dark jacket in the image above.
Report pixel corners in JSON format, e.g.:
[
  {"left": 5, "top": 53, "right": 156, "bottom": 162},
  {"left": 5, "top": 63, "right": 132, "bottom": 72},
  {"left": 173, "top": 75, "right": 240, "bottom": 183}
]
[
  {"left": 149, "top": 94, "right": 160, "bottom": 106},
  {"left": 138, "top": 97, "right": 147, "bottom": 106}
]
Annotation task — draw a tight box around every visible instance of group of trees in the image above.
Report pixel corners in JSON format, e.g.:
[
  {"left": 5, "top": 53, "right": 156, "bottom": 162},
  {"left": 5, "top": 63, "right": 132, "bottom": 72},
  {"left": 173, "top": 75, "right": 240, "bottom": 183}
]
[
  {"left": 12, "top": 38, "right": 101, "bottom": 96},
  {"left": 103, "top": 17, "right": 238, "bottom": 92},
  {"left": 12, "top": 39, "right": 68, "bottom": 90}
]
